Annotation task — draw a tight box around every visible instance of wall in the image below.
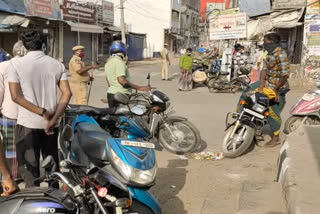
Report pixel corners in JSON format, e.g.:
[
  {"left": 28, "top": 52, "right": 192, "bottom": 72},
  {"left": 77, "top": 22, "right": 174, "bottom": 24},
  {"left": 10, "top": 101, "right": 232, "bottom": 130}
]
[{"left": 113, "top": 0, "right": 172, "bottom": 57}]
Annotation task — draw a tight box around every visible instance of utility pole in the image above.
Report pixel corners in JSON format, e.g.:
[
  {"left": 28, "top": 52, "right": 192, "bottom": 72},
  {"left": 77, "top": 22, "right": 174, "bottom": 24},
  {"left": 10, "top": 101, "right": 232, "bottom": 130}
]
[{"left": 120, "top": 0, "right": 126, "bottom": 45}]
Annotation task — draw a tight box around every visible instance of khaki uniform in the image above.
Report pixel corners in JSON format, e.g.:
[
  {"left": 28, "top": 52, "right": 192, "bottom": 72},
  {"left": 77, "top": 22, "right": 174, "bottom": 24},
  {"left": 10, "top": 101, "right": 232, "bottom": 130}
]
[
  {"left": 160, "top": 48, "right": 170, "bottom": 80},
  {"left": 69, "top": 55, "right": 90, "bottom": 105}
]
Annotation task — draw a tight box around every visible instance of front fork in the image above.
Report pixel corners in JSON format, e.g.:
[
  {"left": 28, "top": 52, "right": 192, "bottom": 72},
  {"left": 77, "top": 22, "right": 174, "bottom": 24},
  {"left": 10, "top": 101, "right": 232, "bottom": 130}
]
[{"left": 149, "top": 114, "right": 178, "bottom": 141}]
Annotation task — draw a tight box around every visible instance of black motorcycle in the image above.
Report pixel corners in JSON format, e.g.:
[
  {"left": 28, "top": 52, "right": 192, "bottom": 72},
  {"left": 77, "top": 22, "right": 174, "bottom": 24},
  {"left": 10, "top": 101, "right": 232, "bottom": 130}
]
[
  {"left": 0, "top": 156, "right": 109, "bottom": 214},
  {"left": 222, "top": 82, "right": 275, "bottom": 158}
]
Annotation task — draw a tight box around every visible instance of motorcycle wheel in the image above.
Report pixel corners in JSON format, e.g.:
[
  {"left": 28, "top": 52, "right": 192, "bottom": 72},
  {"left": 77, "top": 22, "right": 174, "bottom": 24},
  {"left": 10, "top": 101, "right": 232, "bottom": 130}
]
[
  {"left": 283, "top": 116, "right": 315, "bottom": 134},
  {"left": 126, "top": 201, "right": 155, "bottom": 214},
  {"left": 222, "top": 124, "right": 255, "bottom": 158},
  {"left": 158, "top": 118, "right": 201, "bottom": 154}
]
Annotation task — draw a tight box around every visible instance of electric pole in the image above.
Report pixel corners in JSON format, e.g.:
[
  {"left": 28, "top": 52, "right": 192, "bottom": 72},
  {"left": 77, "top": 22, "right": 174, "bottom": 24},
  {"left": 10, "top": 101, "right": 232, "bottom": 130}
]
[{"left": 120, "top": 0, "right": 126, "bottom": 45}]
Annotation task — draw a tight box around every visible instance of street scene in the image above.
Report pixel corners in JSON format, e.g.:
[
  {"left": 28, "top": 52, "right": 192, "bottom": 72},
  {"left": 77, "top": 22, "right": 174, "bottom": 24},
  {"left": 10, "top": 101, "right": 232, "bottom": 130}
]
[{"left": 0, "top": 0, "right": 319, "bottom": 214}]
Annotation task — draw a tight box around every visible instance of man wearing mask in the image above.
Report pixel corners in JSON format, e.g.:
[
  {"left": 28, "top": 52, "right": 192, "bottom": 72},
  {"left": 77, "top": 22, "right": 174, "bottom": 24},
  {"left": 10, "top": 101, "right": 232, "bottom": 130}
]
[
  {"left": 232, "top": 44, "right": 247, "bottom": 79},
  {"left": 236, "top": 33, "right": 290, "bottom": 147},
  {"left": 105, "top": 41, "right": 150, "bottom": 107},
  {"left": 69, "top": 46, "right": 99, "bottom": 105},
  {"left": 8, "top": 30, "right": 72, "bottom": 187},
  {"left": 178, "top": 48, "right": 193, "bottom": 91}
]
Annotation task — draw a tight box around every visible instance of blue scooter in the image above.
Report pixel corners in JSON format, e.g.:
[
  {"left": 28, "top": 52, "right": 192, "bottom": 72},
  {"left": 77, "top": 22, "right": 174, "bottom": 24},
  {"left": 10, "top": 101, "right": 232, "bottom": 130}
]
[{"left": 58, "top": 95, "right": 161, "bottom": 214}]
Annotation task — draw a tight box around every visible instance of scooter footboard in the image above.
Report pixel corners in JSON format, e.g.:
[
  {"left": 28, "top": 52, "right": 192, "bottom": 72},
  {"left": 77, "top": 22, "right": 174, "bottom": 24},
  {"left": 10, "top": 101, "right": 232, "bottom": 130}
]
[{"left": 128, "top": 187, "right": 161, "bottom": 214}]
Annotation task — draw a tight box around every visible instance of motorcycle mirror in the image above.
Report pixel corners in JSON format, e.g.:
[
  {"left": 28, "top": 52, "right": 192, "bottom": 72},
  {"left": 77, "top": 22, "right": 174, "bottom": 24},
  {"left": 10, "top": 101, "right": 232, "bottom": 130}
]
[
  {"left": 114, "top": 92, "right": 129, "bottom": 105},
  {"left": 41, "top": 155, "right": 56, "bottom": 171}
]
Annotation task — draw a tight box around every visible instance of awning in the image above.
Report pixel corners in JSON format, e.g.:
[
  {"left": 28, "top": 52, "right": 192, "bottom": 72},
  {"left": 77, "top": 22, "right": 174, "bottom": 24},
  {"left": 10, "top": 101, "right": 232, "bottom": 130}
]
[
  {"left": 67, "top": 22, "right": 104, "bottom": 34},
  {"left": 0, "top": 14, "right": 29, "bottom": 28},
  {"left": 172, "top": 34, "right": 184, "bottom": 40},
  {"left": 247, "top": 8, "right": 305, "bottom": 39},
  {"left": 105, "top": 26, "right": 121, "bottom": 32}
]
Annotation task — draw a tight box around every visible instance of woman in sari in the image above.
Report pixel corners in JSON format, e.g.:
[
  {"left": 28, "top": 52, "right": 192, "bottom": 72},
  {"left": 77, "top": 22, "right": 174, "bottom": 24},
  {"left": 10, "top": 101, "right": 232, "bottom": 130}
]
[{"left": 178, "top": 48, "right": 193, "bottom": 91}]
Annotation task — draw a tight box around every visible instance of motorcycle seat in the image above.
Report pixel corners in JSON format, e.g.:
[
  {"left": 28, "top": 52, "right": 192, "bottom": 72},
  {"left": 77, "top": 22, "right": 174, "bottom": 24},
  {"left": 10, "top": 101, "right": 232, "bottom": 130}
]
[
  {"left": 77, "top": 122, "right": 110, "bottom": 161},
  {"left": 219, "top": 71, "right": 229, "bottom": 76},
  {"left": 66, "top": 104, "right": 116, "bottom": 116}
]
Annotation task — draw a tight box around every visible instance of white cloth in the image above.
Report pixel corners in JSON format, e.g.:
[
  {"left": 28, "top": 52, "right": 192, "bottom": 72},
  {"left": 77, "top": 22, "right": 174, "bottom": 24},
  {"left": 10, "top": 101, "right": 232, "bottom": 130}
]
[
  {"left": 8, "top": 51, "right": 67, "bottom": 129},
  {"left": 0, "top": 61, "right": 18, "bottom": 119}
]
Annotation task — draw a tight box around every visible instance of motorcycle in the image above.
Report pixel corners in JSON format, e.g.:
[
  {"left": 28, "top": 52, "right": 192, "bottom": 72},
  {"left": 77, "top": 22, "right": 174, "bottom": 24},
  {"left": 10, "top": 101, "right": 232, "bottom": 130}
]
[
  {"left": 222, "top": 81, "right": 275, "bottom": 158},
  {"left": 59, "top": 97, "right": 161, "bottom": 214},
  {"left": 207, "top": 66, "right": 251, "bottom": 93},
  {"left": 0, "top": 156, "right": 108, "bottom": 214},
  {"left": 191, "top": 58, "right": 216, "bottom": 85},
  {"left": 284, "top": 88, "right": 320, "bottom": 134}
]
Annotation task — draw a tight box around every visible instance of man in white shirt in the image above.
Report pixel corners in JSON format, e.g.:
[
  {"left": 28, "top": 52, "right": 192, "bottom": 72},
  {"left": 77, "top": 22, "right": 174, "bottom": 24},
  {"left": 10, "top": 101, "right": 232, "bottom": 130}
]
[
  {"left": 0, "top": 41, "right": 27, "bottom": 193},
  {"left": 8, "top": 31, "right": 72, "bottom": 187}
]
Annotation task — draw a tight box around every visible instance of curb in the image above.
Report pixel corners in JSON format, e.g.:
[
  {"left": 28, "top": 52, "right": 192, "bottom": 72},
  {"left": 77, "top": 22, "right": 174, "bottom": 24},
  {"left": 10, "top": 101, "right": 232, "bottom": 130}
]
[{"left": 277, "top": 125, "right": 320, "bottom": 214}]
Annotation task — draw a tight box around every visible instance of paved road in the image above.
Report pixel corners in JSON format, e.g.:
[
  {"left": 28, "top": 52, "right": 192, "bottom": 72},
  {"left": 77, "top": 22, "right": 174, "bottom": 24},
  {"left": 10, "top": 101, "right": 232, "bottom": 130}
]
[{"left": 88, "top": 61, "right": 303, "bottom": 214}]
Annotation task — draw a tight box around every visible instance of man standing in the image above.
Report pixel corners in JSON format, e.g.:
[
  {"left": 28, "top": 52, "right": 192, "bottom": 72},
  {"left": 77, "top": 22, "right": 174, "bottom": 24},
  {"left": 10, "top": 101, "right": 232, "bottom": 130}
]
[
  {"left": 0, "top": 41, "right": 27, "bottom": 182},
  {"left": 232, "top": 44, "right": 247, "bottom": 79},
  {"left": 105, "top": 41, "right": 150, "bottom": 107},
  {"left": 8, "top": 30, "right": 72, "bottom": 187},
  {"left": 237, "top": 33, "right": 289, "bottom": 147},
  {"left": 69, "top": 46, "right": 99, "bottom": 105},
  {"left": 160, "top": 44, "right": 171, "bottom": 80}
]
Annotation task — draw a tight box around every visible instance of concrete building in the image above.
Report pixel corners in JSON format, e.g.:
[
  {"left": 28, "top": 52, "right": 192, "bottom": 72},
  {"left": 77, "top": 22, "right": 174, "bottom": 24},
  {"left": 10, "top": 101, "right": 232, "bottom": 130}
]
[
  {"left": 180, "top": 0, "right": 201, "bottom": 49},
  {"left": 112, "top": 0, "right": 182, "bottom": 58}
]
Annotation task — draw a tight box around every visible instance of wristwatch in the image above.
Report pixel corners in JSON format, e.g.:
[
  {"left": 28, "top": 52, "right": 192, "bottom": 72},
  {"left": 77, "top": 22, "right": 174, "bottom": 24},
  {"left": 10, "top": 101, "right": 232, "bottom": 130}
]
[{"left": 39, "top": 108, "right": 47, "bottom": 117}]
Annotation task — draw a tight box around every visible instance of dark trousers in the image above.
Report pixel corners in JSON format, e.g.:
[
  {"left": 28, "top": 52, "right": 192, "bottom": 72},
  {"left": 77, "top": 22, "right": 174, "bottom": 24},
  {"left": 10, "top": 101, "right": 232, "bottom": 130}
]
[
  {"left": 107, "top": 93, "right": 120, "bottom": 108},
  {"left": 15, "top": 125, "right": 59, "bottom": 188}
]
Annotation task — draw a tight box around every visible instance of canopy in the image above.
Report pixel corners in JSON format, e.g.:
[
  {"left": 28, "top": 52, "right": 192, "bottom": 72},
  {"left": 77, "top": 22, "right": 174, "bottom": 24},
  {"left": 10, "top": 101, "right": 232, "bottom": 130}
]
[{"left": 0, "top": 14, "right": 29, "bottom": 28}]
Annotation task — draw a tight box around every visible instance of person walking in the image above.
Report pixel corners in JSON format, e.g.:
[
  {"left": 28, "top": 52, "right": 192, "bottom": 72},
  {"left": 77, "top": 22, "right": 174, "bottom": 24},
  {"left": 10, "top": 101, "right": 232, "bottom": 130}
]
[
  {"left": 8, "top": 30, "right": 72, "bottom": 187},
  {"left": 69, "top": 45, "right": 99, "bottom": 105},
  {"left": 0, "top": 41, "right": 27, "bottom": 183},
  {"left": 178, "top": 48, "right": 193, "bottom": 91},
  {"left": 160, "top": 44, "right": 171, "bottom": 80},
  {"left": 105, "top": 41, "right": 150, "bottom": 107}
]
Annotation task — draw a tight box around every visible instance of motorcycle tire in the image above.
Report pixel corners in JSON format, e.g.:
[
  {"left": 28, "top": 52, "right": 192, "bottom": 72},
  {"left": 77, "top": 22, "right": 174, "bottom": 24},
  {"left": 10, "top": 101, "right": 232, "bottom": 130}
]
[
  {"left": 283, "top": 116, "right": 314, "bottom": 134},
  {"left": 158, "top": 118, "right": 201, "bottom": 154},
  {"left": 127, "top": 201, "right": 155, "bottom": 214},
  {"left": 222, "top": 124, "right": 255, "bottom": 158}
]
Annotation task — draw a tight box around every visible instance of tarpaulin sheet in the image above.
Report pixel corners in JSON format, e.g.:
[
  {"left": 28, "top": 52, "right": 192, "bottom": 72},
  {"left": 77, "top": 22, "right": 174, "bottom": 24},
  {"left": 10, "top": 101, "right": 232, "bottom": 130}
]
[
  {"left": 240, "top": 0, "right": 271, "bottom": 17},
  {"left": 0, "top": 14, "right": 29, "bottom": 28}
]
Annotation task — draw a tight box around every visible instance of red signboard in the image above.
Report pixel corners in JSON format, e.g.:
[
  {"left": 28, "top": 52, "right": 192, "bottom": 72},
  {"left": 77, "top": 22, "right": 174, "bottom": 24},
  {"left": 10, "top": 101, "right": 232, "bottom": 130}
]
[
  {"left": 200, "top": 0, "right": 230, "bottom": 21},
  {"left": 62, "top": 0, "right": 96, "bottom": 24},
  {"left": 25, "top": 0, "right": 61, "bottom": 19}
]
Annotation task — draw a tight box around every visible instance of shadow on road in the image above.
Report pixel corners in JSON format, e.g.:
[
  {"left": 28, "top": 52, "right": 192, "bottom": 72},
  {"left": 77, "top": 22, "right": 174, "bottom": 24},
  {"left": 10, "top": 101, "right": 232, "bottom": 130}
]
[
  {"left": 193, "top": 139, "right": 208, "bottom": 153},
  {"left": 152, "top": 159, "right": 188, "bottom": 214}
]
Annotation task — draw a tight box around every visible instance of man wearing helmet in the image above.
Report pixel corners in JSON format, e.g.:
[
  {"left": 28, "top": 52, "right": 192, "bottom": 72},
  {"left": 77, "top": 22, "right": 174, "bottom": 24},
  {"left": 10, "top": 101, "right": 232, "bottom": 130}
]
[
  {"left": 69, "top": 46, "right": 99, "bottom": 105},
  {"left": 105, "top": 41, "right": 150, "bottom": 107}
]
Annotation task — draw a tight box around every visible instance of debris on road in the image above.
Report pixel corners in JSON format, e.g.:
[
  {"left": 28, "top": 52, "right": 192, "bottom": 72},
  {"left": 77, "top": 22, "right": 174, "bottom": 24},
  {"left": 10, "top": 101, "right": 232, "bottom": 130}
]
[{"left": 185, "top": 152, "right": 224, "bottom": 161}]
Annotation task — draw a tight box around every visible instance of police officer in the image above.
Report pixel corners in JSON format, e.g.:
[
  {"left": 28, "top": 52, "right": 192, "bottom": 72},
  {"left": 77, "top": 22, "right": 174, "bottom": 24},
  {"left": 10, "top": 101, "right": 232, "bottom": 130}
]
[{"left": 69, "top": 45, "right": 99, "bottom": 105}]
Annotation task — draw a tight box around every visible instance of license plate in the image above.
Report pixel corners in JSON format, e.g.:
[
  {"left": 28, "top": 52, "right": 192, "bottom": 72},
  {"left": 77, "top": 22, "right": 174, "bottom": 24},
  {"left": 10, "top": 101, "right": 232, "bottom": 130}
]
[
  {"left": 243, "top": 108, "right": 265, "bottom": 119},
  {"left": 121, "top": 140, "right": 155, "bottom": 149}
]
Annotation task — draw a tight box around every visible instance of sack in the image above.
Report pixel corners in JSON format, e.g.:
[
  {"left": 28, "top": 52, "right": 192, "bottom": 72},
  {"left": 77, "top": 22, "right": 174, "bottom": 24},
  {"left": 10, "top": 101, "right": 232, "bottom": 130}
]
[{"left": 192, "top": 70, "right": 207, "bottom": 83}]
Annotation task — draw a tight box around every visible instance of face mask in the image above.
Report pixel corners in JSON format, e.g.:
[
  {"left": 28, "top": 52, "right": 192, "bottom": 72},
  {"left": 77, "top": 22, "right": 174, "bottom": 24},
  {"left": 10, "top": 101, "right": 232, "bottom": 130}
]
[
  {"left": 186, "top": 52, "right": 192, "bottom": 55},
  {"left": 263, "top": 43, "right": 279, "bottom": 54},
  {"left": 78, "top": 52, "right": 85, "bottom": 58}
]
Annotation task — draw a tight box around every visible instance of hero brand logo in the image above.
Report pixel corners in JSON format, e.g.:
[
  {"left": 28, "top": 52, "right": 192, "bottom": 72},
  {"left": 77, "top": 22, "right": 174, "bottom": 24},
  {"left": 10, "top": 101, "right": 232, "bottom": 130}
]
[{"left": 36, "top": 208, "right": 56, "bottom": 213}]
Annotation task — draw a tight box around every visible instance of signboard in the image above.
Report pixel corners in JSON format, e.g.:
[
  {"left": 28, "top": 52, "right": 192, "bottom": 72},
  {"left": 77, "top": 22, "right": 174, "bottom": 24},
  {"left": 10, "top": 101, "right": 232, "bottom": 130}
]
[
  {"left": 307, "top": 1, "right": 320, "bottom": 14},
  {"left": 102, "top": 1, "right": 114, "bottom": 24},
  {"left": 62, "top": 0, "right": 96, "bottom": 24},
  {"left": 24, "top": 0, "right": 61, "bottom": 19},
  {"left": 209, "top": 12, "right": 247, "bottom": 40}
]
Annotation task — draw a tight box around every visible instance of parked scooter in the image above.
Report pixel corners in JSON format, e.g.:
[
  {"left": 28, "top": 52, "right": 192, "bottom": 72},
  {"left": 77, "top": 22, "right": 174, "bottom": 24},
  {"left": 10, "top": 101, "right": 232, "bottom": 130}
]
[
  {"left": 0, "top": 156, "right": 107, "bottom": 214},
  {"left": 284, "top": 88, "right": 320, "bottom": 134},
  {"left": 59, "top": 97, "right": 161, "bottom": 214}
]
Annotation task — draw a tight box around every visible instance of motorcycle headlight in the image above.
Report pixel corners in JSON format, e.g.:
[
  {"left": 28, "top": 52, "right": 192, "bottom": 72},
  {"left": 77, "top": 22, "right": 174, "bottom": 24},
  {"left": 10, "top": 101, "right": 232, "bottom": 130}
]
[
  {"left": 110, "top": 148, "right": 157, "bottom": 185},
  {"left": 252, "top": 104, "right": 267, "bottom": 113}
]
